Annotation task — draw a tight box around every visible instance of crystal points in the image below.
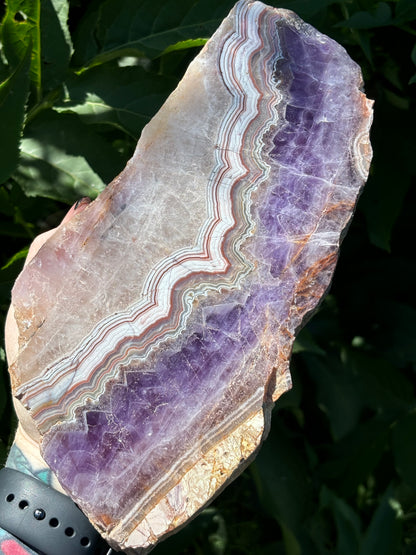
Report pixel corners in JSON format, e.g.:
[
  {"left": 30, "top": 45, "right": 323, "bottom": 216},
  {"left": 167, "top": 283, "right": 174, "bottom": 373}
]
[{"left": 9, "top": 1, "right": 373, "bottom": 552}]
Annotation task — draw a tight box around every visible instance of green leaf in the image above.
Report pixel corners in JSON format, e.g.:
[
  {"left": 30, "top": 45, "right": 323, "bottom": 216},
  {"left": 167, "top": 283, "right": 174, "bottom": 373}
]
[
  {"left": 0, "top": 44, "right": 31, "bottom": 184},
  {"left": 410, "top": 45, "right": 416, "bottom": 85},
  {"left": 55, "top": 65, "right": 177, "bottom": 138},
  {"left": 1, "top": 246, "right": 29, "bottom": 270},
  {"left": 13, "top": 111, "right": 125, "bottom": 203},
  {"left": 360, "top": 100, "right": 414, "bottom": 251},
  {"left": 205, "top": 508, "right": 227, "bottom": 555},
  {"left": 368, "top": 302, "right": 416, "bottom": 367},
  {"left": 0, "top": 188, "right": 14, "bottom": 217},
  {"left": 392, "top": 412, "right": 416, "bottom": 490},
  {"left": 345, "top": 350, "right": 413, "bottom": 414},
  {"left": 360, "top": 486, "right": 403, "bottom": 555},
  {"left": 319, "top": 418, "right": 390, "bottom": 496},
  {"left": 0, "top": 349, "right": 7, "bottom": 421},
  {"left": 72, "top": 0, "right": 235, "bottom": 68},
  {"left": 320, "top": 486, "right": 361, "bottom": 555},
  {"left": 1, "top": 0, "right": 72, "bottom": 98},
  {"left": 411, "top": 45, "right": 416, "bottom": 66},
  {"left": 253, "top": 419, "right": 313, "bottom": 532},
  {"left": 40, "top": 0, "right": 73, "bottom": 91},
  {"left": 70, "top": 2, "right": 103, "bottom": 69},
  {"left": 1, "top": 0, "right": 42, "bottom": 99},
  {"left": 395, "top": 0, "right": 416, "bottom": 24},
  {"left": 292, "top": 327, "right": 325, "bottom": 356},
  {"left": 279, "top": 521, "right": 301, "bottom": 555},
  {"left": 0, "top": 50, "right": 11, "bottom": 83},
  {"left": 303, "top": 353, "right": 362, "bottom": 440},
  {"left": 337, "top": 3, "right": 393, "bottom": 29},
  {"left": 275, "top": 0, "right": 343, "bottom": 19},
  {"left": 275, "top": 363, "right": 302, "bottom": 410},
  {"left": 159, "top": 38, "right": 208, "bottom": 56}
]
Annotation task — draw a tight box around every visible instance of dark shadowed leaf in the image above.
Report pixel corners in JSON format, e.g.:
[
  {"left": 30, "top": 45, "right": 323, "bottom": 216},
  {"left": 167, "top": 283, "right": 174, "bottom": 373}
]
[
  {"left": 40, "top": 0, "right": 72, "bottom": 91},
  {"left": 320, "top": 486, "right": 361, "bottom": 555},
  {"left": 392, "top": 412, "right": 416, "bottom": 490},
  {"left": 360, "top": 485, "right": 403, "bottom": 555},
  {"left": 359, "top": 99, "right": 414, "bottom": 251},
  {"left": 275, "top": 363, "right": 303, "bottom": 410},
  {"left": 410, "top": 44, "right": 416, "bottom": 84},
  {"left": 70, "top": 1, "right": 103, "bottom": 69},
  {"left": 13, "top": 111, "right": 125, "bottom": 203},
  {"left": 0, "top": 188, "right": 14, "bottom": 217},
  {"left": 253, "top": 419, "right": 313, "bottom": 532},
  {"left": 55, "top": 64, "right": 177, "bottom": 138},
  {"left": 72, "top": 0, "right": 236, "bottom": 67},
  {"left": 337, "top": 3, "right": 393, "bottom": 29},
  {"left": 302, "top": 353, "right": 362, "bottom": 440},
  {"left": 345, "top": 349, "right": 414, "bottom": 414},
  {"left": 292, "top": 327, "right": 325, "bottom": 356},
  {"left": 274, "top": 0, "right": 342, "bottom": 19},
  {"left": 367, "top": 302, "right": 416, "bottom": 367},
  {"left": 0, "top": 44, "right": 31, "bottom": 183},
  {"left": 319, "top": 418, "right": 390, "bottom": 496},
  {"left": 278, "top": 521, "right": 301, "bottom": 555},
  {"left": 395, "top": 0, "right": 416, "bottom": 24}
]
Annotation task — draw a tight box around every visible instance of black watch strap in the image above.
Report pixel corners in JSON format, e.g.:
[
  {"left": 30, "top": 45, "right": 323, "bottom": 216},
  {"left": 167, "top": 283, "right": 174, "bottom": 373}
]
[{"left": 0, "top": 468, "right": 111, "bottom": 555}]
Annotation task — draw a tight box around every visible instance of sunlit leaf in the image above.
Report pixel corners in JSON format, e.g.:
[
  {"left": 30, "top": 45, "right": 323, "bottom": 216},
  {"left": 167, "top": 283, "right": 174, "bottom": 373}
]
[
  {"left": 159, "top": 38, "right": 208, "bottom": 56},
  {"left": 1, "top": 246, "right": 29, "bottom": 270},
  {"left": 72, "top": 0, "right": 236, "bottom": 68},
  {"left": 1, "top": 0, "right": 42, "bottom": 98},
  {"left": 55, "top": 65, "right": 176, "bottom": 138},
  {"left": 13, "top": 111, "right": 125, "bottom": 203},
  {"left": 1, "top": 0, "right": 72, "bottom": 98}
]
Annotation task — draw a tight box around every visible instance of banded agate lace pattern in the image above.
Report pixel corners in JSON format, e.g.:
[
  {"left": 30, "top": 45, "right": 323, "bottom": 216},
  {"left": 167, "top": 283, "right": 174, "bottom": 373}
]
[{"left": 10, "top": 1, "right": 373, "bottom": 552}]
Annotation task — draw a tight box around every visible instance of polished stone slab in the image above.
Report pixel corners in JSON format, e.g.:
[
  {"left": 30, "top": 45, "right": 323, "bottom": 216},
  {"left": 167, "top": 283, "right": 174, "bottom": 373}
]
[{"left": 10, "top": 1, "right": 373, "bottom": 552}]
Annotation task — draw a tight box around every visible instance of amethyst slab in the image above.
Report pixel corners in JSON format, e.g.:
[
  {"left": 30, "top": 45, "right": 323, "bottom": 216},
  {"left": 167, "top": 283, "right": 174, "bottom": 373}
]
[{"left": 9, "top": 1, "right": 373, "bottom": 552}]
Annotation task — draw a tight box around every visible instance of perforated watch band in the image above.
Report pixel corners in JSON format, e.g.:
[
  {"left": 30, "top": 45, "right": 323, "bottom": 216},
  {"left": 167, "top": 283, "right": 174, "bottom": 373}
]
[{"left": 0, "top": 468, "right": 111, "bottom": 555}]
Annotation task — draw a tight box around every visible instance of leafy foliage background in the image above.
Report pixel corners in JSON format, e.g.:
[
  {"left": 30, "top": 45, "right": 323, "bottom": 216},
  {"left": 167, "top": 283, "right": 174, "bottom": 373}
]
[{"left": 0, "top": 0, "right": 415, "bottom": 553}]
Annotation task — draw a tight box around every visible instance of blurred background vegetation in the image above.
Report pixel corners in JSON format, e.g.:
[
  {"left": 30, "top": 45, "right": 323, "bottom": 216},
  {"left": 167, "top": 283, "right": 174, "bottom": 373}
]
[{"left": 0, "top": 0, "right": 415, "bottom": 553}]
